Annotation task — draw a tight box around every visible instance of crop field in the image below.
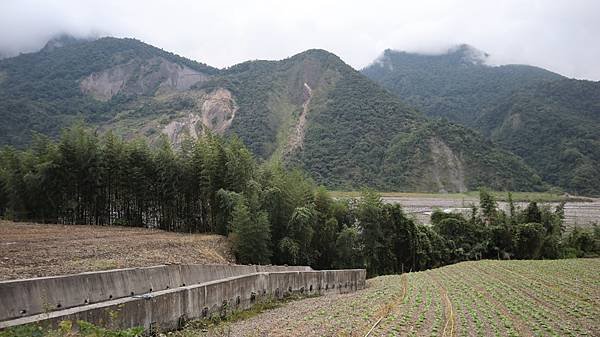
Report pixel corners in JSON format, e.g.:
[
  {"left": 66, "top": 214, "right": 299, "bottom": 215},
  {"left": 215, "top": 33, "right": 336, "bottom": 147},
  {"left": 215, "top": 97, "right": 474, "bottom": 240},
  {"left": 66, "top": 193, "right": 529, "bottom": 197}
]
[{"left": 196, "top": 259, "right": 600, "bottom": 337}]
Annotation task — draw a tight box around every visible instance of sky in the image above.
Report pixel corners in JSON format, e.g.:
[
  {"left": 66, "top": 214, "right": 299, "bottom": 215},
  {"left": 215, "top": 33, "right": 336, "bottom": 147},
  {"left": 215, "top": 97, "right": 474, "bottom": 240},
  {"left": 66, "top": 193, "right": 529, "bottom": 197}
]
[{"left": 1, "top": 0, "right": 599, "bottom": 80}]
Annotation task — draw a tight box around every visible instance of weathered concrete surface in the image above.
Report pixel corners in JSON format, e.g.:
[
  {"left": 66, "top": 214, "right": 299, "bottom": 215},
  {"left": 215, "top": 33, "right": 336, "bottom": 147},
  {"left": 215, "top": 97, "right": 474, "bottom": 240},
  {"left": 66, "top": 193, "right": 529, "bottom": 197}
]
[
  {"left": 0, "top": 264, "right": 310, "bottom": 322},
  {"left": 0, "top": 269, "right": 366, "bottom": 332}
]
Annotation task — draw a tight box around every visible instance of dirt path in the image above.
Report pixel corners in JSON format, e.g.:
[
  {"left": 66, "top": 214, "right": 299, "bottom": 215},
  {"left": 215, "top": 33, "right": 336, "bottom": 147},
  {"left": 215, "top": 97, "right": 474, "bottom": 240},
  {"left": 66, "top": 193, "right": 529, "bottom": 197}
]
[{"left": 0, "top": 221, "right": 234, "bottom": 280}]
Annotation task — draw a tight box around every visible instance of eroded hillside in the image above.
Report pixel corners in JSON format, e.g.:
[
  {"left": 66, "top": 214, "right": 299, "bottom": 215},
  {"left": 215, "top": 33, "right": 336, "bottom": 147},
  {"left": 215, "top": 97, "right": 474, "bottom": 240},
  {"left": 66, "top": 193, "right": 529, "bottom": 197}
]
[{"left": 0, "top": 37, "right": 547, "bottom": 193}]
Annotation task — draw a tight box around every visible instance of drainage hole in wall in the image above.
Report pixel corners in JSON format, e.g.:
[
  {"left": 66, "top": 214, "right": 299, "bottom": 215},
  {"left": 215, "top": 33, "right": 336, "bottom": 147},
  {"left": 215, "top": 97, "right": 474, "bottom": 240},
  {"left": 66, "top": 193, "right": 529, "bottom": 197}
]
[
  {"left": 19, "top": 310, "right": 27, "bottom": 315},
  {"left": 56, "top": 303, "right": 62, "bottom": 309},
  {"left": 236, "top": 296, "right": 241, "bottom": 305},
  {"left": 149, "top": 288, "right": 153, "bottom": 292},
  {"left": 309, "top": 285, "right": 313, "bottom": 292},
  {"left": 181, "top": 283, "right": 186, "bottom": 287},
  {"left": 288, "top": 286, "right": 292, "bottom": 293},
  {"left": 84, "top": 299, "right": 89, "bottom": 304},
  {"left": 165, "top": 285, "right": 170, "bottom": 289},
  {"left": 130, "top": 292, "right": 135, "bottom": 296},
  {"left": 109, "top": 295, "right": 113, "bottom": 299}
]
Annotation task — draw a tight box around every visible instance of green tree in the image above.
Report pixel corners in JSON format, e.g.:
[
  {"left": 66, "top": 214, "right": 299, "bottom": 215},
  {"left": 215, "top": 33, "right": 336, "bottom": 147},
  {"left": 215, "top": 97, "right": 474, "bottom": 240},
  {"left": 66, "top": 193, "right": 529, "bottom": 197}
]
[
  {"left": 515, "top": 223, "right": 546, "bottom": 259},
  {"left": 334, "top": 225, "right": 364, "bottom": 269},
  {"left": 357, "top": 190, "right": 386, "bottom": 276},
  {"left": 229, "top": 197, "right": 272, "bottom": 264}
]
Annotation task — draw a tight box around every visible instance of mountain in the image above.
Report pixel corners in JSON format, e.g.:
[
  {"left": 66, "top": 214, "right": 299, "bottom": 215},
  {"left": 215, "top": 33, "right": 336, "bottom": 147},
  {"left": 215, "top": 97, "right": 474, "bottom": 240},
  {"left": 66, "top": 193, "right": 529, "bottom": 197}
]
[
  {"left": 0, "top": 37, "right": 545, "bottom": 192},
  {"left": 361, "top": 45, "right": 562, "bottom": 126},
  {"left": 0, "top": 36, "right": 218, "bottom": 146},
  {"left": 362, "top": 45, "right": 600, "bottom": 196},
  {"left": 476, "top": 79, "right": 600, "bottom": 196}
]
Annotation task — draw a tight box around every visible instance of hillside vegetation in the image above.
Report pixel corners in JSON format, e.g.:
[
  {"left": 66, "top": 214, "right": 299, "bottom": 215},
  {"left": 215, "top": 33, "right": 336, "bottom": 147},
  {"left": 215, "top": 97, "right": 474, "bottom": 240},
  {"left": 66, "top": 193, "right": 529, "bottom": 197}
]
[
  {"left": 361, "top": 45, "right": 562, "bottom": 126},
  {"left": 2, "top": 126, "right": 598, "bottom": 277},
  {"left": 362, "top": 45, "right": 600, "bottom": 196},
  {"left": 0, "top": 38, "right": 545, "bottom": 193},
  {"left": 477, "top": 79, "right": 600, "bottom": 196}
]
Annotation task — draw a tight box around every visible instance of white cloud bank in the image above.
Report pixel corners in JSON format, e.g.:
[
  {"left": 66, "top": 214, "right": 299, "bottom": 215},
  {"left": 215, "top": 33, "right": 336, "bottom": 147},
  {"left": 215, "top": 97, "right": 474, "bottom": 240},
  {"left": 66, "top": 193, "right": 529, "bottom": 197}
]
[{"left": 1, "top": 0, "right": 599, "bottom": 80}]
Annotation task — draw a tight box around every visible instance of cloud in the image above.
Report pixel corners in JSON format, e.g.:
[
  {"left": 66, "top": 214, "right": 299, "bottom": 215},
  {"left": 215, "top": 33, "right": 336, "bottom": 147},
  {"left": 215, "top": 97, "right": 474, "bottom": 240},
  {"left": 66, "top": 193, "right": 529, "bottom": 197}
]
[{"left": 1, "top": 0, "right": 599, "bottom": 80}]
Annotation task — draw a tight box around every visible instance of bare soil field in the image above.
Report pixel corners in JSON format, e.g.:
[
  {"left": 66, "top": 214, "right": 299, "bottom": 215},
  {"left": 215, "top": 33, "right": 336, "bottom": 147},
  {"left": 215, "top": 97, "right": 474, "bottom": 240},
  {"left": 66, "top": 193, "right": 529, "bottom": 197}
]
[
  {"left": 0, "top": 221, "right": 234, "bottom": 280},
  {"left": 192, "top": 259, "right": 600, "bottom": 337}
]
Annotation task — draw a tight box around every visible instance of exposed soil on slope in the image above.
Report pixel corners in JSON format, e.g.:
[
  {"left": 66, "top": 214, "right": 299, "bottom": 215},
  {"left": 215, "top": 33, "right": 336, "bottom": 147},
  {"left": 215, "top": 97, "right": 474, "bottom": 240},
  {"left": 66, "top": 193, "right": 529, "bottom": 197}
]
[
  {"left": 80, "top": 57, "right": 209, "bottom": 101},
  {"left": 201, "top": 88, "right": 237, "bottom": 134},
  {"left": 284, "top": 83, "right": 312, "bottom": 157},
  {"left": 0, "top": 221, "right": 234, "bottom": 281}
]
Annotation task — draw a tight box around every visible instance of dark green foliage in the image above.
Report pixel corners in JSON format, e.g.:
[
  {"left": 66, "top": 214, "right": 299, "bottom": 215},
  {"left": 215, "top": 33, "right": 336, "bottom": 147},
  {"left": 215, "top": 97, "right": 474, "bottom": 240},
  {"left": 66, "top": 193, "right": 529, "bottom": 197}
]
[
  {"left": 564, "top": 226, "right": 600, "bottom": 257},
  {"left": 362, "top": 46, "right": 600, "bottom": 196},
  {"left": 229, "top": 197, "right": 272, "bottom": 264},
  {"left": 514, "top": 223, "right": 546, "bottom": 259},
  {"left": 478, "top": 79, "right": 600, "bottom": 196},
  {"left": 381, "top": 120, "right": 544, "bottom": 192},
  {"left": 334, "top": 225, "right": 364, "bottom": 269},
  {"left": 361, "top": 45, "right": 562, "bottom": 126}
]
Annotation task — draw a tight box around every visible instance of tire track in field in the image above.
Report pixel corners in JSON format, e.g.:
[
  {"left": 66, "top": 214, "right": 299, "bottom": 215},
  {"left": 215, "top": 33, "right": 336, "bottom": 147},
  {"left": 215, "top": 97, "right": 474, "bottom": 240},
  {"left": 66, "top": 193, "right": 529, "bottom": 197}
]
[
  {"left": 429, "top": 273, "right": 455, "bottom": 337},
  {"left": 364, "top": 273, "right": 408, "bottom": 336}
]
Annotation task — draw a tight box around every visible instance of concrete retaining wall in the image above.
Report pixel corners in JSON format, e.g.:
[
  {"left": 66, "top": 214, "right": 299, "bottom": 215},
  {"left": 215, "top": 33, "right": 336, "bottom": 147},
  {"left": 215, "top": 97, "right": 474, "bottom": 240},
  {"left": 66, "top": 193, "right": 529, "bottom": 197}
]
[
  {"left": 0, "top": 269, "right": 366, "bottom": 332},
  {"left": 0, "top": 264, "right": 311, "bottom": 322}
]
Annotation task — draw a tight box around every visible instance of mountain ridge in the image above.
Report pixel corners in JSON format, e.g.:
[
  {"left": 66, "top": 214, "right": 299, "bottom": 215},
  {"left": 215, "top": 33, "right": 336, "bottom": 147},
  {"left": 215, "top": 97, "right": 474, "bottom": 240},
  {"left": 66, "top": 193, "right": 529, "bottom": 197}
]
[
  {"left": 0, "top": 37, "right": 550, "bottom": 193},
  {"left": 362, "top": 45, "right": 600, "bottom": 196}
]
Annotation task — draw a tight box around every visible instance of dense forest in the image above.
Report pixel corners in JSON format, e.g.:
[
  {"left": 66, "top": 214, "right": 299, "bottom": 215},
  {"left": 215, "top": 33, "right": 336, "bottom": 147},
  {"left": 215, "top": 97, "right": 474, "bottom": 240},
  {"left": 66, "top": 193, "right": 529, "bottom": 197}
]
[
  {"left": 477, "top": 79, "right": 600, "bottom": 196},
  {"left": 361, "top": 45, "right": 562, "bottom": 126},
  {"left": 362, "top": 46, "right": 600, "bottom": 196},
  {"left": 1, "top": 125, "right": 598, "bottom": 275}
]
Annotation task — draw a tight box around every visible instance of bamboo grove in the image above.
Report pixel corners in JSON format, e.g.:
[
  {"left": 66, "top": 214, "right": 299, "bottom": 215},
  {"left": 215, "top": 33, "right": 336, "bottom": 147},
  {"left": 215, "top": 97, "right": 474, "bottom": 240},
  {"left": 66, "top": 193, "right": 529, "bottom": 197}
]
[{"left": 1, "top": 125, "right": 598, "bottom": 275}]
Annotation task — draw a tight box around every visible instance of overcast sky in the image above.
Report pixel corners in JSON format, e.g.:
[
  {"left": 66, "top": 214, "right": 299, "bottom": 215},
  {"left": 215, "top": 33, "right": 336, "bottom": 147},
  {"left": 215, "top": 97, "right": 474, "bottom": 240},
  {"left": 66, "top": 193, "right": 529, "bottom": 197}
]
[{"left": 1, "top": 0, "right": 599, "bottom": 80}]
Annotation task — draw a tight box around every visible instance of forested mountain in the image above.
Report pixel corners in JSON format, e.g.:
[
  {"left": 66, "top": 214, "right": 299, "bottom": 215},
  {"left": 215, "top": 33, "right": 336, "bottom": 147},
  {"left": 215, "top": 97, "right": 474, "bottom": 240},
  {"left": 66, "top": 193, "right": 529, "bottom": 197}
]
[
  {"left": 361, "top": 45, "right": 562, "bottom": 126},
  {"left": 0, "top": 36, "right": 218, "bottom": 145},
  {"left": 0, "top": 37, "right": 545, "bottom": 192},
  {"left": 477, "top": 79, "right": 600, "bottom": 196},
  {"left": 362, "top": 45, "right": 600, "bottom": 196}
]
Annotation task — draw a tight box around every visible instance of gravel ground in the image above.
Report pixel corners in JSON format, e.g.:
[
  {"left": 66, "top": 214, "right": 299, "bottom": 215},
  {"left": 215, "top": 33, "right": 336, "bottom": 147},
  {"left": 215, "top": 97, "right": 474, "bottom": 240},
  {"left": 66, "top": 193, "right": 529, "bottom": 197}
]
[
  {"left": 382, "top": 196, "right": 600, "bottom": 227},
  {"left": 0, "top": 220, "right": 234, "bottom": 280}
]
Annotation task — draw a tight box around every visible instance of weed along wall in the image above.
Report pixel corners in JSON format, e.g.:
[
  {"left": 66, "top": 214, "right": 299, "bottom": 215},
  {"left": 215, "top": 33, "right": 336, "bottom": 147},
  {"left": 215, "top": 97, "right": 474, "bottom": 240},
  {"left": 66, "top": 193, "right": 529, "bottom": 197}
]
[{"left": 0, "top": 265, "right": 366, "bottom": 332}]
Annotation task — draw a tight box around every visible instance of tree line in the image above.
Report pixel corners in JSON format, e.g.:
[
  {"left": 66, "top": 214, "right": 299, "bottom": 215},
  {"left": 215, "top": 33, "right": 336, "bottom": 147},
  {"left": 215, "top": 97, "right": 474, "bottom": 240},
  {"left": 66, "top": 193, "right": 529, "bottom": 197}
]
[{"left": 1, "top": 125, "right": 598, "bottom": 275}]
